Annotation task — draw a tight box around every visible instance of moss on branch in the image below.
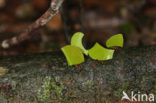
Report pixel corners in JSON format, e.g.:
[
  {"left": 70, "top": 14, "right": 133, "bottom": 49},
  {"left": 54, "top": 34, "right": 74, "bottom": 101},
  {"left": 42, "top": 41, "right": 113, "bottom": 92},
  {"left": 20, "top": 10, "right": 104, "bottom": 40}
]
[{"left": 0, "top": 46, "right": 156, "bottom": 102}]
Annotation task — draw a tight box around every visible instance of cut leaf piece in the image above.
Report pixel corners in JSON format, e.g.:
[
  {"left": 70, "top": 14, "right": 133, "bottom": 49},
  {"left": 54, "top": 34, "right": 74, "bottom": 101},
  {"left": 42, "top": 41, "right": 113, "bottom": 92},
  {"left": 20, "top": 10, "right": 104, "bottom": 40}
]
[
  {"left": 88, "top": 43, "right": 114, "bottom": 60},
  {"left": 106, "top": 34, "right": 124, "bottom": 48},
  {"left": 71, "top": 32, "right": 88, "bottom": 55},
  {"left": 61, "top": 45, "right": 85, "bottom": 66},
  {"left": 0, "top": 67, "right": 8, "bottom": 77}
]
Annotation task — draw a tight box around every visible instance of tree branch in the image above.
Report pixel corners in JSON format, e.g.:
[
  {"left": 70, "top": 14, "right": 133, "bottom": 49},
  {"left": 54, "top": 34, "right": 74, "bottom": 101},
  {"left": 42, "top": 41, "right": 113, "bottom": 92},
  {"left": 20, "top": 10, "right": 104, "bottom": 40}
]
[
  {"left": 0, "top": 46, "right": 156, "bottom": 102},
  {"left": 0, "top": 0, "right": 64, "bottom": 49}
]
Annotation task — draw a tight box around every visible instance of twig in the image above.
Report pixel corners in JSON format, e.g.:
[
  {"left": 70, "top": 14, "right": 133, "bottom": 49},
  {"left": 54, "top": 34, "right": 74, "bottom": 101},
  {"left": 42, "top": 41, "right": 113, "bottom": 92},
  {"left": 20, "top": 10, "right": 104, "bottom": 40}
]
[
  {"left": 1, "top": 0, "right": 64, "bottom": 49},
  {"left": 60, "top": 6, "right": 70, "bottom": 44}
]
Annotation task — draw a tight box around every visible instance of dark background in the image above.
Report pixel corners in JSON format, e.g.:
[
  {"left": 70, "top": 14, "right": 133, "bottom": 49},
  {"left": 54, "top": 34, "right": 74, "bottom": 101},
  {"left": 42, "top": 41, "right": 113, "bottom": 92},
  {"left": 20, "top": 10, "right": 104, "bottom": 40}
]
[{"left": 0, "top": 0, "right": 156, "bottom": 55}]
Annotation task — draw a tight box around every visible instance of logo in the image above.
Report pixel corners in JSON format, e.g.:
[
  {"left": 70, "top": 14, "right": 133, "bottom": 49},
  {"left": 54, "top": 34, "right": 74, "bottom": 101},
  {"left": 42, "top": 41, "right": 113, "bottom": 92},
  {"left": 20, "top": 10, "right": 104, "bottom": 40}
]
[{"left": 122, "top": 91, "right": 155, "bottom": 102}]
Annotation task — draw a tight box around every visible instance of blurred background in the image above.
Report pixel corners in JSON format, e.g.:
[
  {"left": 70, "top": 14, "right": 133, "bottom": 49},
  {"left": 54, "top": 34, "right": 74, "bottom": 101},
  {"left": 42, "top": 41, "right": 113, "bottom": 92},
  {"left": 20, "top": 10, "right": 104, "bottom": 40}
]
[{"left": 0, "top": 0, "right": 156, "bottom": 55}]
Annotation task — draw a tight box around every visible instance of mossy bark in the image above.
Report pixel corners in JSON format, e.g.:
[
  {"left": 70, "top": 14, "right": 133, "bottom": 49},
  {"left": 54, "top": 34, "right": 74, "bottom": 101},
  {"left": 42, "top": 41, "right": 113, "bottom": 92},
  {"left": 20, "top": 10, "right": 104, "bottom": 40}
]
[{"left": 0, "top": 46, "right": 156, "bottom": 103}]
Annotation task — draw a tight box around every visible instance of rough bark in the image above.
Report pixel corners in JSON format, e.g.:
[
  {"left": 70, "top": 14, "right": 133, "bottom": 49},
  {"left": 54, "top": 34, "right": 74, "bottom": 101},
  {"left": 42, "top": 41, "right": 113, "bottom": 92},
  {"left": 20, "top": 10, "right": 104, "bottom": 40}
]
[{"left": 0, "top": 46, "right": 156, "bottom": 103}]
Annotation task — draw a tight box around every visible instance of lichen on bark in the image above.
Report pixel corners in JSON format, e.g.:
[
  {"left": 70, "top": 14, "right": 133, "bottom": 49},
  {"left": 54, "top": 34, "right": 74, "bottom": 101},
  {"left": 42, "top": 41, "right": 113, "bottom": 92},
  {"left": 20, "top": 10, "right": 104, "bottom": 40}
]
[{"left": 0, "top": 46, "right": 156, "bottom": 102}]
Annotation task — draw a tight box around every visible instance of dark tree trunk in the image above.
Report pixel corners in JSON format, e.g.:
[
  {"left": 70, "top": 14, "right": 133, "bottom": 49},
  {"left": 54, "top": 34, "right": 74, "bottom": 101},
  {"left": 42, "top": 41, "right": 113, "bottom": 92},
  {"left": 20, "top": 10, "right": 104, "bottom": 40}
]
[{"left": 0, "top": 46, "right": 156, "bottom": 103}]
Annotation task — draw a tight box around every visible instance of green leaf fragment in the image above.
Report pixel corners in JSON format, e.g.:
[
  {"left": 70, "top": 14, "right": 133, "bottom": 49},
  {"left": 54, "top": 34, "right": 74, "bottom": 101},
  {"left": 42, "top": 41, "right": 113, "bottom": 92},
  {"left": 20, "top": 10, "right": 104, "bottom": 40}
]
[
  {"left": 71, "top": 32, "right": 88, "bottom": 55},
  {"left": 61, "top": 45, "right": 85, "bottom": 66},
  {"left": 106, "top": 34, "right": 124, "bottom": 48},
  {"left": 0, "top": 67, "right": 8, "bottom": 77},
  {"left": 88, "top": 43, "right": 114, "bottom": 60}
]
